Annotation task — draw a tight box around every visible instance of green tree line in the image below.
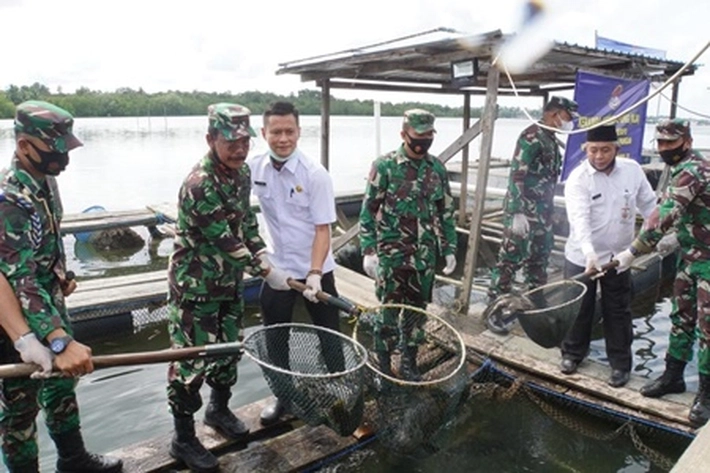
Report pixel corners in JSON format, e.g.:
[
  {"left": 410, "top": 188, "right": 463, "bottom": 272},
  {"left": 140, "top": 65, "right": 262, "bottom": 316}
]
[{"left": 0, "top": 83, "right": 534, "bottom": 119}]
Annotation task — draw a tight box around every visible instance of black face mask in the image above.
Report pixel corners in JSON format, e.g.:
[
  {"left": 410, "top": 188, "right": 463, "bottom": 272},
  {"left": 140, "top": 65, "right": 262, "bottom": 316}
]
[
  {"left": 27, "top": 141, "right": 69, "bottom": 176},
  {"left": 405, "top": 134, "right": 434, "bottom": 155},
  {"left": 659, "top": 144, "right": 688, "bottom": 166}
]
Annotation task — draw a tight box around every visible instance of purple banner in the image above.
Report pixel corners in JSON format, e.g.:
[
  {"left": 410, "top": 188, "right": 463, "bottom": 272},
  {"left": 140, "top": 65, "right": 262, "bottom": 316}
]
[{"left": 561, "top": 71, "right": 650, "bottom": 181}]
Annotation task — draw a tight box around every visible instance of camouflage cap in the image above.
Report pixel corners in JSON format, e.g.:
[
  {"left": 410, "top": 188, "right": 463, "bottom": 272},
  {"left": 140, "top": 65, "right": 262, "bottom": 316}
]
[
  {"left": 547, "top": 96, "right": 579, "bottom": 118},
  {"left": 403, "top": 109, "right": 436, "bottom": 133},
  {"left": 14, "top": 100, "right": 82, "bottom": 153},
  {"left": 207, "top": 103, "right": 256, "bottom": 140},
  {"left": 655, "top": 118, "right": 691, "bottom": 140}
]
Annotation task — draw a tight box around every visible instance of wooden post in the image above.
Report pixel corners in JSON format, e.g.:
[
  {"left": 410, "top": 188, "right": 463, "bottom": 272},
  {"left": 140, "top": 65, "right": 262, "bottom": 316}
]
[
  {"left": 457, "top": 66, "right": 499, "bottom": 315},
  {"left": 669, "top": 79, "right": 680, "bottom": 119},
  {"left": 458, "top": 92, "right": 471, "bottom": 227},
  {"left": 321, "top": 79, "right": 331, "bottom": 170}
]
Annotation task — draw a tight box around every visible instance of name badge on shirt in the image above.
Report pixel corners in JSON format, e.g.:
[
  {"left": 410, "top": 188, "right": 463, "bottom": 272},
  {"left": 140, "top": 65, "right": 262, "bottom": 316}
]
[{"left": 254, "top": 181, "right": 267, "bottom": 186}]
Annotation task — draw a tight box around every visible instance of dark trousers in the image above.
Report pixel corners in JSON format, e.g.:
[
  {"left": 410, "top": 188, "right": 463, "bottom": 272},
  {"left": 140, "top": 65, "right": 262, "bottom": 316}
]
[
  {"left": 560, "top": 260, "right": 633, "bottom": 371},
  {"left": 259, "top": 271, "right": 345, "bottom": 373}
]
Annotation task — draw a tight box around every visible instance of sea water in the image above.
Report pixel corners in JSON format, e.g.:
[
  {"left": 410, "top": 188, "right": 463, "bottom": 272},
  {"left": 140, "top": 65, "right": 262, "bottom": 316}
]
[{"left": 0, "top": 116, "right": 706, "bottom": 472}]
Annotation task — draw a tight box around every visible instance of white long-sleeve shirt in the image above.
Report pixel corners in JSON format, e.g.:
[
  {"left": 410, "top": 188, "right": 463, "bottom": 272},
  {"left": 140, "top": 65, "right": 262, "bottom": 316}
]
[
  {"left": 247, "top": 149, "right": 337, "bottom": 278},
  {"left": 564, "top": 158, "right": 658, "bottom": 267}
]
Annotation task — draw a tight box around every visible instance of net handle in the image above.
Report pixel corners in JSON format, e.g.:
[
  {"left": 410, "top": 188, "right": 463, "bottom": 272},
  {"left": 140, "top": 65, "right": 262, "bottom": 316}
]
[
  {"left": 571, "top": 260, "right": 619, "bottom": 283},
  {"left": 287, "top": 278, "right": 363, "bottom": 316},
  {"left": 0, "top": 342, "right": 244, "bottom": 379}
]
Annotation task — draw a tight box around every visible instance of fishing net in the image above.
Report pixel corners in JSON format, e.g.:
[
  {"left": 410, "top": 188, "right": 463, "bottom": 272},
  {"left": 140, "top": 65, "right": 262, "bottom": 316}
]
[
  {"left": 516, "top": 280, "right": 588, "bottom": 348},
  {"left": 244, "top": 323, "right": 368, "bottom": 436},
  {"left": 485, "top": 280, "right": 588, "bottom": 348},
  {"left": 353, "top": 304, "right": 470, "bottom": 453}
]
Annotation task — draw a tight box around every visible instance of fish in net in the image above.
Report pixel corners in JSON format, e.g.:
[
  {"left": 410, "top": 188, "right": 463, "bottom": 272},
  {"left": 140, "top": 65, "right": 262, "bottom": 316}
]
[
  {"left": 485, "top": 280, "right": 588, "bottom": 348},
  {"left": 353, "top": 304, "right": 470, "bottom": 453},
  {"left": 244, "top": 323, "right": 368, "bottom": 436}
]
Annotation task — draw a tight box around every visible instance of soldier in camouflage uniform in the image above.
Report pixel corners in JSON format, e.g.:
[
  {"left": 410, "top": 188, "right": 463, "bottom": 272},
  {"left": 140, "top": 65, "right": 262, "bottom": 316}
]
[
  {"left": 615, "top": 119, "right": 710, "bottom": 428},
  {"left": 165, "top": 103, "right": 291, "bottom": 472},
  {"left": 359, "top": 109, "right": 457, "bottom": 380},
  {"left": 0, "top": 101, "right": 122, "bottom": 472},
  {"left": 488, "top": 96, "right": 579, "bottom": 301}
]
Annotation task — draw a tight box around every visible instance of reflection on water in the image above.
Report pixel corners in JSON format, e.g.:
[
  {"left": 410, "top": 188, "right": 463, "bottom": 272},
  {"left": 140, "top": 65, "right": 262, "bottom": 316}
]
[
  {"left": 317, "top": 394, "right": 689, "bottom": 473},
  {"left": 4, "top": 116, "right": 701, "bottom": 471}
]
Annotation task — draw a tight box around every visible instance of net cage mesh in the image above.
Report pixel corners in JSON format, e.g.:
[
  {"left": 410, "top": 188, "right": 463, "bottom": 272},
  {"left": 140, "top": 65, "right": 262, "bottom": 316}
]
[
  {"left": 517, "top": 280, "right": 588, "bottom": 348},
  {"left": 244, "top": 323, "right": 368, "bottom": 436},
  {"left": 353, "top": 304, "right": 471, "bottom": 453},
  {"left": 467, "top": 359, "right": 693, "bottom": 472}
]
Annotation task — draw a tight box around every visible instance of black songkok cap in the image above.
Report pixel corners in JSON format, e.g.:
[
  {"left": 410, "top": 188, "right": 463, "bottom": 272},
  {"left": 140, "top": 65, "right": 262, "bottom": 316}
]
[{"left": 586, "top": 125, "right": 618, "bottom": 142}]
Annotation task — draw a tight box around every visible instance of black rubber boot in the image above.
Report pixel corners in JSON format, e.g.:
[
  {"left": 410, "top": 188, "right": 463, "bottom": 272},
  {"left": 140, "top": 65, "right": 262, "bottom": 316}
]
[
  {"left": 399, "top": 346, "right": 422, "bottom": 381},
  {"left": 259, "top": 398, "right": 286, "bottom": 426},
  {"left": 51, "top": 428, "right": 123, "bottom": 473},
  {"left": 640, "top": 356, "right": 687, "bottom": 398},
  {"left": 204, "top": 388, "right": 249, "bottom": 439},
  {"left": 689, "top": 373, "right": 710, "bottom": 428},
  {"left": 7, "top": 459, "right": 39, "bottom": 473},
  {"left": 169, "top": 415, "right": 219, "bottom": 473}
]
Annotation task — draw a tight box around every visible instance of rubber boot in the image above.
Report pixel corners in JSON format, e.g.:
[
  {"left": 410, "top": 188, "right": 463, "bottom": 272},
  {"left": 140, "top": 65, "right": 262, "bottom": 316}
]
[
  {"left": 169, "top": 415, "right": 219, "bottom": 473},
  {"left": 689, "top": 373, "right": 710, "bottom": 428},
  {"left": 376, "top": 351, "right": 393, "bottom": 376},
  {"left": 259, "top": 398, "right": 287, "bottom": 426},
  {"left": 6, "top": 459, "right": 39, "bottom": 473},
  {"left": 204, "top": 388, "right": 249, "bottom": 439},
  {"left": 399, "top": 346, "right": 422, "bottom": 382},
  {"left": 51, "top": 428, "right": 123, "bottom": 473},
  {"left": 640, "top": 356, "right": 686, "bottom": 398}
]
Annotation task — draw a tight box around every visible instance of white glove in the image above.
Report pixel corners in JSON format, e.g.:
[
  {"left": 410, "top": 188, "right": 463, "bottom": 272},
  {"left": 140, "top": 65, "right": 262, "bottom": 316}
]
[
  {"left": 511, "top": 213, "right": 529, "bottom": 237},
  {"left": 263, "top": 266, "right": 291, "bottom": 291},
  {"left": 443, "top": 254, "right": 456, "bottom": 275},
  {"left": 584, "top": 252, "right": 602, "bottom": 273},
  {"left": 303, "top": 273, "right": 322, "bottom": 303},
  {"left": 614, "top": 249, "right": 636, "bottom": 274},
  {"left": 14, "top": 332, "right": 53, "bottom": 376},
  {"left": 657, "top": 233, "right": 679, "bottom": 254},
  {"left": 362, "top": 254, "right": 379, "bottom": 279}
]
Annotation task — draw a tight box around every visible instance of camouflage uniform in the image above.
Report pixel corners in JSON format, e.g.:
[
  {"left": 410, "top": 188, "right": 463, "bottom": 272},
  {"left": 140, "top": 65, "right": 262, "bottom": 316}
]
[
  {"left": 360, "top": 109, "right": 457, "bottom": 351},
  {"left": 489, "top": 96, "right": 578, "bottom": 300},
  {"left": 0, "top": 102, "right": 83, "bottom": 470},
  {"left": 166, "top": 104, "right": 267, "bottom": 417},
  {"left": 631, "top": 121, "right": 710, "bottom": 375}
]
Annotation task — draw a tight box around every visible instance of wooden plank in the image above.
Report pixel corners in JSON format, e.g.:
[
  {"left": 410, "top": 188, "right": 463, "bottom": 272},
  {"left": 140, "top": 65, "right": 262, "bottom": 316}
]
[
  {"left": 108, "top": 397, "right": 296, "bottom": 473},
  {"left": 61, "top": 210, "right": 161, "bottom": 234},
  {"left": 464, "top": 330, "right": 697, "bottom": 427},
  {"left": 672, "top": 424, "right": 710, "bottom": 472},
  {"left": 332, "top": 223, "right": 360, "bottom": 252},
  {"left": 145, "top": 202, "right": 178, "bottom": 223},
  {"left": 68, "top": 280, "right": 167, "bottom": 312},
  {"left": 210, "top": 424, "right": 359, "bottom": 473}
]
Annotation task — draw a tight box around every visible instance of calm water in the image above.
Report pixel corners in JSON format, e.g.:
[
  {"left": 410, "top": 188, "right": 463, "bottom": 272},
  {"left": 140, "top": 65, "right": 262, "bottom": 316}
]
[{"left": 0, "top": 116, "right": 706, "bottom": 472}]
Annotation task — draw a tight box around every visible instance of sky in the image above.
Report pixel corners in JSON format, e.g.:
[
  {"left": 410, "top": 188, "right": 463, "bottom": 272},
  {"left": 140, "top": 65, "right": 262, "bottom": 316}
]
[{"left": 1, "top": 0, "right": 709, "bottom": 117}]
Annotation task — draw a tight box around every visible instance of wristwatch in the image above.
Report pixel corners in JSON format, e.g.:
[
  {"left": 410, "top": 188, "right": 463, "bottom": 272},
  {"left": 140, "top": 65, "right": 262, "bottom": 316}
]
[{"left": 49, "top": 335, "right": 74, "bottom": 355}]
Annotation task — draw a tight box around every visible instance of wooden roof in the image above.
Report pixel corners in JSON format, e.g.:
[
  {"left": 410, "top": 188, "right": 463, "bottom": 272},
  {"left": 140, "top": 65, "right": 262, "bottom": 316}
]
[{"left": 277, "top": 29, "right": 695, "bottom": 96}]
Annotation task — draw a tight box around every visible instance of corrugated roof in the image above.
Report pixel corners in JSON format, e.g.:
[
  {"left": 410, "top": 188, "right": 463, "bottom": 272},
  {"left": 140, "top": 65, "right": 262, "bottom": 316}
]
[{"left": 277, "top": 29, "right": 694, "bottom": 96}]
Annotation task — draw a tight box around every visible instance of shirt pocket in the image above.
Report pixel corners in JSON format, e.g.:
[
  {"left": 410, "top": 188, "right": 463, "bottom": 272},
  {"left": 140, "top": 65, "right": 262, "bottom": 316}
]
[
  {"left": 252, "top": 183, "right": 271, "bottom": 200},
  {"left": 285, "top": 191, "right": 310, "bottom": 220}
]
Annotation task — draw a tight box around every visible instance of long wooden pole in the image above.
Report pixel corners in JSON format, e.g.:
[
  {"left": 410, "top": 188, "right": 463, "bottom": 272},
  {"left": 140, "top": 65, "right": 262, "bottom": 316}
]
[
  {"left": 458, "top": 65, "right": 500, "bottom": 315},
  {"left": 0, "top": 342, "right": 243, "bottom": 379},
  {"left": 286, "top": 278, "right": 364, "bottom": 316}
]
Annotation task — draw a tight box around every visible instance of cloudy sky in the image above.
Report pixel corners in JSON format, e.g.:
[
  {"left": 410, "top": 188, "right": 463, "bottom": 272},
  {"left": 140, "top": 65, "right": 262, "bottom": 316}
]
[{"left": 1, "top": 0, "right": 709, "bottom": 116}]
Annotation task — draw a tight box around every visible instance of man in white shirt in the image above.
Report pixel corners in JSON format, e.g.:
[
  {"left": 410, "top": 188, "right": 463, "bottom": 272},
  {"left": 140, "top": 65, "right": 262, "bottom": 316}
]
[
  {"left": 247, "top": 101, "right": 344, "bottom": 425},
  {"left": 559, "top": 125, "right": 657, "bottom": 388}
]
